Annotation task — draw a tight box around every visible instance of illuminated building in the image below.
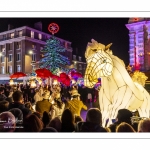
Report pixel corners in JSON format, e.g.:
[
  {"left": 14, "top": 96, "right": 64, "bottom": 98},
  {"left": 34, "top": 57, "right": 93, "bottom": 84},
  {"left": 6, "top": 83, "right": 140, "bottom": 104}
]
[
  {"left": 0, "top": 22, "right": 73, "bottom": 82},
  {"left": 126, "top": 18, "right": 150, "bottom": 71}
]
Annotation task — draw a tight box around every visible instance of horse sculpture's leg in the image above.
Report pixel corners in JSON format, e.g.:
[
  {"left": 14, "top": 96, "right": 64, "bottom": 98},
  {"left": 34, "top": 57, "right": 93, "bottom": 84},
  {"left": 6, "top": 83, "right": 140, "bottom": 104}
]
[
  {"left": 109, "top": 85, "right": 133, "bottom": 122},
  {"left": 99, "top": 89, "right": 112, "bottom": 127},
  {"left": 137, "top": 90, "right": 150, "bottom": 118}
]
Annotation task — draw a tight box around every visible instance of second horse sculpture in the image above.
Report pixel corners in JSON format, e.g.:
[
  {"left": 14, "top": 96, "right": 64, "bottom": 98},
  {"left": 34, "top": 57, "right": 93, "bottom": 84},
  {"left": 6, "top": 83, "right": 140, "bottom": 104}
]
[{"left": 84, "top": 39, "right": 150, "bottom": 126}]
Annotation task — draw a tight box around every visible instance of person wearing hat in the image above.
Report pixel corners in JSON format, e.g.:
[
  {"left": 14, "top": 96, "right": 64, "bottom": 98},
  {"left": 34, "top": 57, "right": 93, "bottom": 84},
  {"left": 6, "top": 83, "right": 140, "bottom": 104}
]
[
  {"left": 65, "top": 88, "right": 87, "bottom": 117},
  {"left": 49, "top": 92, "right": 65, "bottom": 120},
  {"left": 35, "top": 90, "right": 52, "bottom": 117}
]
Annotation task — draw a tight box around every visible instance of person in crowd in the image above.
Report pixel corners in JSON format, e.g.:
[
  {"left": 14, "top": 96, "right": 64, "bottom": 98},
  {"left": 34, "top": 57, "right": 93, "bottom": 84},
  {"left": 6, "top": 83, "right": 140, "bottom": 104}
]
[
  {"left": 23, "top": 114, "right": 43, "bottom": 132},
  {"left": 5, "top": 97, "right": 13, "bottom": 104},
  {"left": 0, "top": 100, "right": 9, "bottom": 113},
  {"left": 61, "top": 108, "right": 75, "bottom": 132},
  {"left": 116, "top": 122, "right": 136, "bottom": 132},
  {"left": 33, "top": 88, "right": 43, "bottom": 103},
  {"left": 138, "top": 118, "right": 150, "bottom": 132},
  {"left": 49, "top": 116, "right": 62, "bottom": 132},
  {"left": 35, "top": 90, "right": 52, "bottom": 117},
  {"left": 42, "top": 111, "right": 50, "bottom": 128},
  {"left": 9, "top": 108, "right": 24, "bottom": 132},
  {"left": 9, "top": 91, "right": 32, "bottom": 119},
  {"left": 0, "top": 111, "right": 16, "bottom": 132},
  {"left": 32, "top": 111, "right": 41, "bottom": 118},
  {"left": 50, "top": 93, "right": 65, "bottom": 120},
  {"left": 75, "top": 108, "right": 107, "bottom": 132},
  {"left": 61, "top": 85, "right": 71, "bottom": 102},
  {"left": 0, "top": 87, "right": 7, "bottom": 101},
  {"left": 75, "top": 115, "right": 83, "bottom": 124},
  {"left": 108, "top": 109, "right": 133, "bottom": 132},
  {"left": 25, "top": 102, "right": 35, "bottom": 113},
  {"left": 65, "top": 88, "right": 87, "bottom": 117}
]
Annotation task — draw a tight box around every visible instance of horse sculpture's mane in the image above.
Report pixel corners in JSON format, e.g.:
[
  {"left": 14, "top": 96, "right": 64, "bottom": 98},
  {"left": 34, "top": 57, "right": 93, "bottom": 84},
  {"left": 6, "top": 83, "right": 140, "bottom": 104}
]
[{"left": 84, "top": 39, "right": 150, "bottom": 126}]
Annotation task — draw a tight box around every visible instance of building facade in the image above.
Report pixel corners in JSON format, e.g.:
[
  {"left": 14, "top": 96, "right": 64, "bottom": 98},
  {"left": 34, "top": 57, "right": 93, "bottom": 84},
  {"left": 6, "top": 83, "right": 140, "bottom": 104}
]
[
  {"left": 126, "top": 18, "right": 150, "bottom": 71},
  {"left": 72, "top": 54, "right": 87, "bottom": 75},
  {"left": 0, "top": 22, "right": 73, "bottom": 80}
]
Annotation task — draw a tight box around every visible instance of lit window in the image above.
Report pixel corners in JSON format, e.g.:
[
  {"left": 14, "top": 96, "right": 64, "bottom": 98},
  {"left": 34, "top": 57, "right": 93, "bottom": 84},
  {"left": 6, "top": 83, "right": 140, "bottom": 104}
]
[
  {"left": 17, "top": 65, "right": 21, "bottom": 72},
  {"left": 8, "top": 66, "right": 12, "bottom": 74},
  {"left": 38, "top": 33, "right": 42, "bottom": 40},
  {"left": 18, "top": 30, "right": 23, "bottom": 37},
  {"left": 32, "top": 44, "right": 36, "bottom": 49},
  {"left": 32, "top": 65, "right": 36, "bottom": 70},
  {"left": 1, "top": 56, "right": 4, "bottom": 63},
  {"left": 1, "top": 66, "right": 4, "bottom": 74},
  {"left": 8, "top": 54, "right": 12, "bottom": 62},
  {"left": 31, "top": 31, "right": 34, "bottom": 38},
  {"left": 16, "top": 42, "right": 21, "bottom": 49},
  {"left": 10, "top": 33, "right": 14, "bottom": 38},
  {"left": 16, "top": 53, "right": 20, "bottom": 61},
  {"left": 32, "top": 53, "right": 36, "bottom": 61}
]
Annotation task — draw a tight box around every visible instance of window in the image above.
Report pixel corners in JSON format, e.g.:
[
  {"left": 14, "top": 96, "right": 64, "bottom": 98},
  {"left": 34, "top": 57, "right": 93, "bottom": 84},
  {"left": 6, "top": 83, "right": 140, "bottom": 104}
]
[
  {"left": 79, "top": 56, "right": 82, "bottom": 61},
  {"left": 32, "top": 65, "right": 36, "bottom": 70},
  {"left": 18, "top": 30, "right": 23, "bottom": 37},
  {"left": 32, "top": 53, "right": 36, "bottom": 61},
  {"left": 3, "top": 34, "right": 6, "bottom": 40},
  {"left": 8, "top": 66, "right": 12, "bottom": 74},
  {"left": 16, "top": 42, "right": 21, "bottom": 49},
  {"left": 2, "top": 47, "right": 5, "bottom": 52},
  {"left": 8, "top": 54, "right": 12, "bottom": 62},
  {"left": 1, "top": 66, "right": 4, "bottom": 74},
  {"left": 31, "top": 31, "right": 34, "bottom": 38},
  {"left": 73, "top": 55, "right": 76, "bottom": 60},
  {"left": 16, "top": 53, "right": 20, "bottom": 61},
  {"left": 38, "top": 33, "right": 42, "bottom": 40},
  {"left": 79, "top": 64, "right": 82, "bottom": 70},
  {"left": 32, "top": 44, "right": 36, "bottom": 49},
  {"left": 17, "top": 65, "right": 21, "bottom": 72},
  {"left": 10, "top": 33, "right": 14, "bottom": 38},
  {"left": 1, "top": 56, "right": 4, "bottom": 63}
]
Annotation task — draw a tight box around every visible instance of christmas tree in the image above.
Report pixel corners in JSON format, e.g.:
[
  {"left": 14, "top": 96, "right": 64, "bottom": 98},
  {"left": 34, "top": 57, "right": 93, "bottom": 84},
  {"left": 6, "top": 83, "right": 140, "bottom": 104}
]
[{"left": 39, "top": 35, "right": 70, "bottom": 74}]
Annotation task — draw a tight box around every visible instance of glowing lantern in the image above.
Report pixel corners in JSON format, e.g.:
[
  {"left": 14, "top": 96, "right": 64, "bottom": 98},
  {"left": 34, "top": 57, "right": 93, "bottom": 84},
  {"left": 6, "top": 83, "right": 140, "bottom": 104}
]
[
  {"left": 9, "top": 79, "right": 14, "bottom": 86},
  {"left": 53, "top": 79, "right": 58, "bottom": 85},
  {"left": 84, "top": 39, "right": 150, "bottom": 126},
  {"left": 30, "top": 80, "right": 36, "bottom": 88},
  {"left": 71, "top": 79, "right": 76, "bottom": 84},
  {"left": 38, "top": 79, "right": 42, "bottom": 85}
]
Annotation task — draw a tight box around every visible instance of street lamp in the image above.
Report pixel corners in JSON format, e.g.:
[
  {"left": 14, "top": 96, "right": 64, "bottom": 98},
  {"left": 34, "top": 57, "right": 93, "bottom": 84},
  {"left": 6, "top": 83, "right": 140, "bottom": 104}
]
[{"left": 29, "top": 50, "right": 33, "bottom": 54}]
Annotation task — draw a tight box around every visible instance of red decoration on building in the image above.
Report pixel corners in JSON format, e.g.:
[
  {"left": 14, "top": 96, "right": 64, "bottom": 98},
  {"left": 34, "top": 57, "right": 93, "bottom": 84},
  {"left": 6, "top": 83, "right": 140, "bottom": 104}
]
[
  {"left": 48, "top": 23, "right": 59, "bottom": 35},
  {"left": 134, "top": 18, "right": 139, "bottom": 21}
]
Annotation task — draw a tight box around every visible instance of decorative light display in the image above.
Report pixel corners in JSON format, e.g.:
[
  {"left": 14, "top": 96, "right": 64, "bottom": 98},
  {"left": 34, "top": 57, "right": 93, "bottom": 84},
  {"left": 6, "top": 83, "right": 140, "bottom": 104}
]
[
  {"left": 39, "top": 34, "right": 70, "bottom": 74},
  {"left": 53, "top": 79, "right": 58, "bottom": 85},
  {"left": 48, "top": 23, "right": 59, "bottom": 35},
  {"left": 30, "top": 80, "right": 36, "bottom": 88},
  {"left": 84, "top": 39, "right": 150, "bottom": 126},
  {"left": 9, "top": 79, "right": 14, "bottom": 86}
]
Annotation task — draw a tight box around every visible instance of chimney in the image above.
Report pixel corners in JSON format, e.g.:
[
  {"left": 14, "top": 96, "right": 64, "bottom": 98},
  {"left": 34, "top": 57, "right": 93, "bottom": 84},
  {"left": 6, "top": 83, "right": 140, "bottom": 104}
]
[
  {"left": 8, "top": 24, "right": 14, "bottom": 30},
  {"left": 34, "top": 22, "right": 42, "bottom": 31}
]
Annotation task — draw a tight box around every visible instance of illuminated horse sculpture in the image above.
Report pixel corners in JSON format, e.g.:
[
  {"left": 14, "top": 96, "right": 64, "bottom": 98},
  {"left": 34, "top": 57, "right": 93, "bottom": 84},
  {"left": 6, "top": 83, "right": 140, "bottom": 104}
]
[{"left": 84, "top": 39, "right": 150, "bottom": 126}]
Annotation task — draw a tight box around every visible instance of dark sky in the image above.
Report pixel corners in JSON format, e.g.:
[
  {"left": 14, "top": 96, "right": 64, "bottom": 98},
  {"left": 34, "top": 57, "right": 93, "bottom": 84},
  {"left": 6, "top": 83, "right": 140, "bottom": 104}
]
[{"left": 0, "top": 18, "right": 129, "bottom": 65}]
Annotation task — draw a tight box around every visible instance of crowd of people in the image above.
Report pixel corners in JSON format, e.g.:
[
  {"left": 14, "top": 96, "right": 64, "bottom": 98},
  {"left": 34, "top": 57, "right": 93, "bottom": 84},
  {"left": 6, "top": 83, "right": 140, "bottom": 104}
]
[{"left": 0, "top": 82, "right": 150, "bottom": 132}]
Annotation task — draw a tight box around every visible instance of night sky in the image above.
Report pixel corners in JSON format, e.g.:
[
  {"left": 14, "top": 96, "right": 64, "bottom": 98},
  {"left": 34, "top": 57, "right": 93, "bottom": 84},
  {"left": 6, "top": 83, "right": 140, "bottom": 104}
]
[{"left": 0, "top": 18, "right": 129, "bottom": 65}]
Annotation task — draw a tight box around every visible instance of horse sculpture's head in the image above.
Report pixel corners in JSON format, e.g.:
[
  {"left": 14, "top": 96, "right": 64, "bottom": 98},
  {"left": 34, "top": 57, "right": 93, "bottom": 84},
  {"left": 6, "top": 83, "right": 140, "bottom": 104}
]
[{"left": 84, "top": 39, "right": 113, "bottom": 88}]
